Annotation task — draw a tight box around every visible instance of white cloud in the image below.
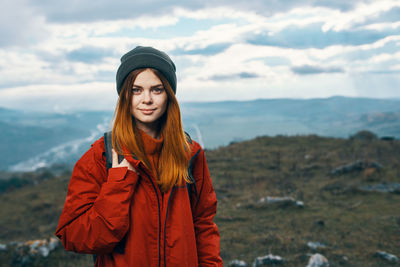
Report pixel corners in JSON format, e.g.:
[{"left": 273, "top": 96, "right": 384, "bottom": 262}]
[
  {"left": 0, "top": 0, "right": 48, "bottom": 47},
  {"left": 24, "top": 0, "right": 367, "bottom": 24},
  {"left": 360, "top": 21, "right": 400, "bottom": 31},
  {"left": 0, "top": 1, "right": 399, "bottom": 111},
  {"left": 0, "top": 82, "right": 117, "bottom": 112},
  {"left": 322, "top": 0, "right": 400, "bottom": 32}
]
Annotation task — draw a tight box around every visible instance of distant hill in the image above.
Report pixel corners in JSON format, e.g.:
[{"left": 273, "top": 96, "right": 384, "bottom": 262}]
[
  {"left": 0, "top": 108, "right": 113, "bottom": 171},
  {"left": 180, "top": 96, "right": 400, "bottom": 147},
  {"left": 0, "top": 132, "right": 398, "bottom": 266},
  {"left": 1, "top": 96, "right": 400, "bottom": 171}
]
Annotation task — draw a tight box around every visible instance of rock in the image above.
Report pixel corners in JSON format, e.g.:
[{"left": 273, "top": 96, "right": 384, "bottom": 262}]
[
  {"left": 314, "top": 220, "right": 324, "bottom": 226},
  {"left": 26, "top": 239, "right": 52, "bottom": 257},
  {"left": 258, "top": 196, "right": 304, "bottom": 207},
  {"left": 374, "top": 251, "right": 399, "bottom": 263},
  {"left": 11, "top": 237, "right": 61, "bottom": 259},
  {"left": 0, "top": 244, "right": 7, "bottom": 251},
  {"left": 0, "top": 237, "right": 62, "bottom": 266},
  {"left": 306, "top": 253, "right": 329, "bottom": 267},
  {"left": 229, "top": 259, "right": 248, "bottom": 267},
  {"left": 38, "top": 245, "right": 50, "bottom": 257},
  {"left": 29, "top": 238, "right": 59, "bottom": 257},
  {"left": 252, "top": 254, "right": 284, "bottom": 266},
  {"left": 350, "top": 130, "right": 378, "bottom": 141},
  {"left": 358, "top": 183, "right": 400, "bottom": 193},
  {"left": 369, "top": 161, "right": 384, "bottom": 169},
  {"left": 331, "top": 159, "right": 383, "bottom": 175},
  {"left": 9, "top": 241, "right": 22, "bottom": 246},
  {"left": 307, "top": 241, "right": 327, "bottom": 250},
  {"left": 380, "top": 136, "right": 395, "bottom": 141},
  {"left": 48, "top": 237, "right": 60, "bottom": 251}
]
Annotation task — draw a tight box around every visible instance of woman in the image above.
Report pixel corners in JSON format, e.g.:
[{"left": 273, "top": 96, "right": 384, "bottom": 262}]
[{"left": 55, "top": 46, "right": 223, "bottom": 266}]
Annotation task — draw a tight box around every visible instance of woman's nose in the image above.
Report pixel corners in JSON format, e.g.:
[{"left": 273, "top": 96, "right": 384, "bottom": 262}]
[{"left": 142, "top": 90, "right": 153, "bottom": 103}]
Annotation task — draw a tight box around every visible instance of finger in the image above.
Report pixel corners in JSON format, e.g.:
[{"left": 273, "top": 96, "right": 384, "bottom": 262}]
[
  {"left": 123, "top": 159, "right": 137, "bottom": 174},
  {"left": 111, "top": 148, "right": 118, "bottom": 166}
]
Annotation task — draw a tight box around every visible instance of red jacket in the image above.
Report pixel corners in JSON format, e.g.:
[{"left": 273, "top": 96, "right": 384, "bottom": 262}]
[{"left": 55, "top": 136, "right": 223, "bottom": 267}]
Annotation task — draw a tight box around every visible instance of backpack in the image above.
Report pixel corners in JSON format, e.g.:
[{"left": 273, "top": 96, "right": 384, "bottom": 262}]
[{"left": 93, "top": 131, "right": 199, "bottom": 263}]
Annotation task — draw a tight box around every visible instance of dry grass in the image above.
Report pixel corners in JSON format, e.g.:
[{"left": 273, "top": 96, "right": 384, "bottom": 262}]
[{"left": 0, "top": 133, "right": 399, "bottom": 266}]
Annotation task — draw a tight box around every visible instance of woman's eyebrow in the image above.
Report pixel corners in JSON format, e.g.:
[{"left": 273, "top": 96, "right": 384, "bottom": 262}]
[{"left": 132, "top": 84, "right": 164, "bottom": 88}]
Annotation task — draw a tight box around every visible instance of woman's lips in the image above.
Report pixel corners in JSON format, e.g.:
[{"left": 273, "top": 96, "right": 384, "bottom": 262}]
[{"left": 140, "top": 109, "right": 155, "bottom": 115}]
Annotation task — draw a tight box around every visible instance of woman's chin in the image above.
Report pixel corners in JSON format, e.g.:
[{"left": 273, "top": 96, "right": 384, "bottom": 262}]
[{"left": 135, "top": 118, "right": 160, "bottom": 128}]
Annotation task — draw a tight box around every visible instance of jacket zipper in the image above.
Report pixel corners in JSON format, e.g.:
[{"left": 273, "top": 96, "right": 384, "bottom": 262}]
[
  {"left": 164, "top": 186, "right": 175, "bottom": 267},
  {"left": 163, "top": 149, "right": 201, "bottom": 267},
  {"left": 140, "top": 163, "right": 162, "bottom": 267},
  {"left": 138, "top": 149, "right": 201, "bottom": 267}
]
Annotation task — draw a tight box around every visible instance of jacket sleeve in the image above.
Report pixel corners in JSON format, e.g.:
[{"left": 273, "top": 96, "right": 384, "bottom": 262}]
[
  {"left": 54, "top": 139, "right": 139, "bottom": 254},
  {"left": 192, "top": 147, "right": 223, "bottom": 266}
]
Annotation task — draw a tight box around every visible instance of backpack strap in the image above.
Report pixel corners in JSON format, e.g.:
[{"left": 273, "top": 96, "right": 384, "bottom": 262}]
[
  {"left": 185, "top": 131, "right": 202, "bottom": 213},
  {"left": 94, "top": 131, "right": 125, "bottom": 262},
  {"left": 184, "top": 131, "right": 192, "bottom": 144},
  {"left": 187, "top": 147, "right": 201, "bottom": 209},
  {"left": 104, "top": 131, "right": 124, "bottom": 171}
]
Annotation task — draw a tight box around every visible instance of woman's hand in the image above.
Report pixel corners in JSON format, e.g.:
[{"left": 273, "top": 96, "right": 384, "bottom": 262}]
[{"left": 112, "top": 148, "right": 138, "bottom": 174}]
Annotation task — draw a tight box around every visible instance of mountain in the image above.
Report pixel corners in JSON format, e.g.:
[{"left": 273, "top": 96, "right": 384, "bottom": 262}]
[
  {"left": 1, "top": 96, "right": 400, "bottom": 171},
  {"left": 181, "top": 96, "right": 400, "bottom": 147},
  {"left": 0, "top": 108, "right": 113, "bottom": 171}
]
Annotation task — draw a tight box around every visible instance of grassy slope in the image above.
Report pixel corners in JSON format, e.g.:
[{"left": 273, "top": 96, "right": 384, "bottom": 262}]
[
  {"left": 210, "top": 135, "right": 400, "bottom": 266},
  {"left": 0, "top": 134, "right": 399, "bottom": 266}
]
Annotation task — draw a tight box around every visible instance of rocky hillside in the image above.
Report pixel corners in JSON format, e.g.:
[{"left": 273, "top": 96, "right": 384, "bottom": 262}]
[{"left": 0, "top": 131, "right": 399, "bottom": 266}]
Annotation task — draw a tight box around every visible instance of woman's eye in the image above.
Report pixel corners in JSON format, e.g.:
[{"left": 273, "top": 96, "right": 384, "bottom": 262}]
[
  {"left": 132, "top": 88, "right": 141, "bottom": 94},
  {"left": 152, "top": 87, "right": 164, "bottom": 94}
]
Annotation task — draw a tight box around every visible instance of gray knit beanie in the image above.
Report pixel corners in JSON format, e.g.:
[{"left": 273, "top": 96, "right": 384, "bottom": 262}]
[{"left": 116, "top": 46, "right": 177, "bottom": 95}]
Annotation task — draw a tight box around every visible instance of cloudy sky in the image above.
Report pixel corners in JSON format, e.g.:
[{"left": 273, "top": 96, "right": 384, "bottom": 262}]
[{"left": 0, "top": 0, "right": 399, "bottom": 112}]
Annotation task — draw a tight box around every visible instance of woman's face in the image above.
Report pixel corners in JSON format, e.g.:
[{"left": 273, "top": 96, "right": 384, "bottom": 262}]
[{"left": 130, "top": 69, "right": 168, "bottom": 131}]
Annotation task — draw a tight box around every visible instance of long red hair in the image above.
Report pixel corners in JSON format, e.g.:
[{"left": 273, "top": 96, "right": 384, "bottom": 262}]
[{"left": 111, "top": 68, "right": 191, "bottom": 192}]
